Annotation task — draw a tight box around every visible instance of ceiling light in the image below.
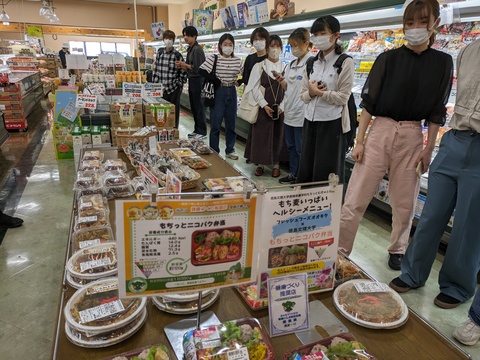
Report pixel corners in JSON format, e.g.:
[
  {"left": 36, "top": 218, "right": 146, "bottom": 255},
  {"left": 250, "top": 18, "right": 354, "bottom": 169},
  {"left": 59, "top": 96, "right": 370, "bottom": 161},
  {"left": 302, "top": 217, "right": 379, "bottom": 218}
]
[
  {"left": 39, "top": 0, "right": 53, "bottom": 17},
  {"left": 0, "top": 10, "right": 9, "bottom": 21}
]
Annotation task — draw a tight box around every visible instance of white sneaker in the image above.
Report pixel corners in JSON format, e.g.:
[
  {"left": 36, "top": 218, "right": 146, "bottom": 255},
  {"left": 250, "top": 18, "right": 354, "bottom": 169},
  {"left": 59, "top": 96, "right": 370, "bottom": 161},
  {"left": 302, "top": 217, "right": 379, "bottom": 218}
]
[
  {"left": 453, "top": 318, "right": 480, "bottom": 346},
  {"left": 225, "top": 152, "right": 239, "bottom": 160}
]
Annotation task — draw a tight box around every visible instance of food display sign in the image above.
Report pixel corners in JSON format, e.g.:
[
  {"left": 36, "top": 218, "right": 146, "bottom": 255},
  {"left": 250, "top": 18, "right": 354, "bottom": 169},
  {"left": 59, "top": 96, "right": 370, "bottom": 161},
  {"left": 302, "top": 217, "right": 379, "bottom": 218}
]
[
  {"left": 116, "top": 197, "right": 258, "bottom": 297},
  {"left": 144, "top": 83, "right": 163, "bottom": 98},
  {"left": 76, "top": 94, "right": 97, "bottom": 109},
  {"left": 255, "top": 185, "right": 342, "bottom": 298},
  {"left": 268, "top": 273, "right": 309, "bottom": 336}
]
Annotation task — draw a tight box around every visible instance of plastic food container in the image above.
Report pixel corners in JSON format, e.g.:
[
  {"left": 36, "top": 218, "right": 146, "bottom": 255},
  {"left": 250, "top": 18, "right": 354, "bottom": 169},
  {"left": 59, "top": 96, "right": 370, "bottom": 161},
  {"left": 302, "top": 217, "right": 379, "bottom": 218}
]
[
  {"left": 82, "top": 150, "right": 104, "bottom": 162},
  {"left": 283, "top": 333, "right": 377, "bottom": 360},
  {"left": 72, "top": 226, "right": 114, "bottom": 252},
  {"left": 183, "top": 317, "right": 274, "bottom": 360},
  {"left": 236, "top": 283, "right": 268, "bottom": 311},
  {"left": 73, "top": 171, "right": 102, "bottom": 191},
  {"left": 80, "top": 160, "right": 103, "bottom": 172},
  {"left": 103, "top": 159, "right": 127, "bottom": 172},
  {"left": 152, "top": 289, "right": 219, "bottom": 315},
  {"left": 67, "top": 243, "right": 118, "bottom": 279},
  {"left": 101, "top": 344, "right": 170, "bottom": 360},
  {"left": 65, "top": 308, "right": 147, "bottom": 348},
  {"left": 74, "top": 209, "right": 110, "bottom": 231},
  {"left": 103, "top": 170, "right": 130, "bottom": 187},
  {"left": 66, "top": 271, "right": 112, "bottom": 289},
  {"left": 77, "top": 194, "right": 109, "bottom": 215},
  {"left": 182, "top": 156, "right": 211, "bottom": 169},
  {"left": 64, "top": 278, "right": 147, "bottom": 334}
]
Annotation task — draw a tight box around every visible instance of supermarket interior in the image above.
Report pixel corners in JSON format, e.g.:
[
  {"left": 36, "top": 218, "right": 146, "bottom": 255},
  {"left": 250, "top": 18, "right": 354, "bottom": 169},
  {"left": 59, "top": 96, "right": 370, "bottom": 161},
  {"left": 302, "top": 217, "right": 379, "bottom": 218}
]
[{"left": 0, "top": 0, "right": 479, "bottom": 359}]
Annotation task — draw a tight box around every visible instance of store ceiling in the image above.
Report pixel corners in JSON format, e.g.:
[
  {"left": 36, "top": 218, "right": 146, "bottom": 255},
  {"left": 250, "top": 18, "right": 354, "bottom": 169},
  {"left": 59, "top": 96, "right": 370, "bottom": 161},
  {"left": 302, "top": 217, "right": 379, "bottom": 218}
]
[{"left": 80, "top": 0, "right": 190, "bottom": 5}]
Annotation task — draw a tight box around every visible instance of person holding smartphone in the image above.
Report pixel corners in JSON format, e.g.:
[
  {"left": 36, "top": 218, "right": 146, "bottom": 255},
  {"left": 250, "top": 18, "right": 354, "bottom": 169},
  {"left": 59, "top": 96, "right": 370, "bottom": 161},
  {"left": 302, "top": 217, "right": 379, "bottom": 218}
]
[{"left": 243, "top": 35, "right": 286, "bottom": 177}]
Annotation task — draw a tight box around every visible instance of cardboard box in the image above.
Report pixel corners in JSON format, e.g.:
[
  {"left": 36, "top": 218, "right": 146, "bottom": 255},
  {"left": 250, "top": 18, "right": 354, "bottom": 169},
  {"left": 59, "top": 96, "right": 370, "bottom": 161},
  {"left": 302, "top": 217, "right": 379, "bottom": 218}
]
[
  {"left": 0, "top": 83, "right": 21, "bottom": 93},
  {"left": 143, "top": 99, "right": 175, "bottom": 128},
  {"left": 1, "top": 102, "right": 23, "bottom": 110},
  {"left": 0, "top": 93, "right": 22, "bottom": 101},
  {"left": 109, "top": 103, "right": 143, "bottom": 128},
  {"left": 3, "top": 110, "right": 25, "bottom": 120}
]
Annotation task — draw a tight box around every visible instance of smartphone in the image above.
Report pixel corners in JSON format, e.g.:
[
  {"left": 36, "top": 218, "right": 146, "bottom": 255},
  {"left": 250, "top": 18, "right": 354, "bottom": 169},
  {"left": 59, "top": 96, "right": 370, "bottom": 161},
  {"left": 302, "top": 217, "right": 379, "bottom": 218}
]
[
  {"left": 271, "top": 70, "right": 279, "bottom": 77},
  {"left": 416, "top": 162, "right": 424, "bottom": 178},
  {"left": 271, "top": 104, "right": 279, "bottom": 120}
]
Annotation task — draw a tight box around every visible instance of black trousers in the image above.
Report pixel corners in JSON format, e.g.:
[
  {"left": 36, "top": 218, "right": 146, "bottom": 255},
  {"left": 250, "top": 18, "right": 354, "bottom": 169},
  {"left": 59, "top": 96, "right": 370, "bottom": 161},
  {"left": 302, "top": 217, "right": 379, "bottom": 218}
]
[
  {"left": 296, "top": 118, "right": 345, "bottom": 184},
  {"left": 162, "top": 86, "right": 182, "bottom": 128},
  {"left": 188, "top": 77, "right": 207, "bottom": 136}
]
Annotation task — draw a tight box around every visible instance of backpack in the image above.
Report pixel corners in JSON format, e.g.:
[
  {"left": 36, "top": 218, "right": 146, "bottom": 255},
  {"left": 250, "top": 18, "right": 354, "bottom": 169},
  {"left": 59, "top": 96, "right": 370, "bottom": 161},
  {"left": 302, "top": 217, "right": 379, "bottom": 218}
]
[{"left": 306, "top": 53, "right": 358, "bottom": 150}]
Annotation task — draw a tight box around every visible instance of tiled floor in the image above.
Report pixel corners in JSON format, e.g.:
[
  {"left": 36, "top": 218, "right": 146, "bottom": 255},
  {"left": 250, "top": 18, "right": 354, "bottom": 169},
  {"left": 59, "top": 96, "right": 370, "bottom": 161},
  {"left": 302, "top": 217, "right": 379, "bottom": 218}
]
[{"left": 0, "top": 109, "right": 478, "bottom": 359}]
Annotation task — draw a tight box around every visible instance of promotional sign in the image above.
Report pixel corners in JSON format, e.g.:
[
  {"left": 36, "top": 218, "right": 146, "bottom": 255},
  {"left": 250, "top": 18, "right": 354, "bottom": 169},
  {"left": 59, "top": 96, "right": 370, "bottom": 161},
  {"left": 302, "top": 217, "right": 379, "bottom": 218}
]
[
  {"left": 144, "top": 83, "right": 164, "bottom": 98},
  {"left": 255, "top": 185, "right": 343, "bottom": 299},
  {"left": 219, "top": 6, "right": 239, "bottom": 29},
  {"left": 193, "top": 9, "right": 214, "bottom": 35},
  {"left": 122, "top": 82, "right": 144, "bottom": 99},
  {"left": 87, "top": 83, "right": 106, "bottom": 95},
  {"left": 116, "top": 197, "right": 258, "bottom": 297},
  {"left": 268, "top": 273, "right": 309, "bottom": 336},
  {"left": 140, "top": 163, "right": 158, "bottom": 188},
  {"left": 247, "top": 0, "right": 269, "bottom": 24},
  {"left": 151, "top": 21, "right": 166, "bottom": 39},
  {"left": 27, "top": 25, "right": 43, "bottom": 38},
  {"left": 61, "top": 101, "right": 79, "bottom": 122},
  {"left": 237, "top": 2, "right": 249, "bottom": 27},
  {"left": 65, "top": 55, "right": 89, "bottom": 69},
  {"left": 76, "top": 94, "right": 97, "bottom": 109}
]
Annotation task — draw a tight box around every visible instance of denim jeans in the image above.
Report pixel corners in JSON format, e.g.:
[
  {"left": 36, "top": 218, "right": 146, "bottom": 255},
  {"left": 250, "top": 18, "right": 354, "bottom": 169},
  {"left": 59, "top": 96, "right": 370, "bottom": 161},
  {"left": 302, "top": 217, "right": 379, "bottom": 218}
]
[
  {"left": 284, "top": 124, "right": 302, "bottom": 177},
  {"left": 188, "top": 77, "right": 207, "bottom": 136},
  {"left": 209, "top": 86, "right": 237, "bottom": 154},
  {"left": 400, "top": 130, "right": 480, "bottom": 302},
  {"left": 469, "top": 288, "right": 480, "bottom": 325}
]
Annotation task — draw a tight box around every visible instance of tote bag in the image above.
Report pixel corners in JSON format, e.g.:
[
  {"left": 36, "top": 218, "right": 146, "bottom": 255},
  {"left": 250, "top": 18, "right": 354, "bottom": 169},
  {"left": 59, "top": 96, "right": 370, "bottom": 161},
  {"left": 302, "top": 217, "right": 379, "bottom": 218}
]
[
  {"left": 237, "top": 86, "right": 264, "bottom": 124},
  {"left": 201, "top": 55, "right": 218, "bottom": 107}
]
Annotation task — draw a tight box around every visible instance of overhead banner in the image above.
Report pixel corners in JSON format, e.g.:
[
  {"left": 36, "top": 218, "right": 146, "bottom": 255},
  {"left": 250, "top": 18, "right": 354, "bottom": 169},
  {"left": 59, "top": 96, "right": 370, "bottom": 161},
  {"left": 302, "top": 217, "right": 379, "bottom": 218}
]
[
  {"left": 193, "top": 9, "right": 214, "bottom": 35},
  {"left": 116, "top": 197, "right": 259, "bottom": 297},
  {"left": 151, "top": 22, "right": 166, "bottom": 40}
]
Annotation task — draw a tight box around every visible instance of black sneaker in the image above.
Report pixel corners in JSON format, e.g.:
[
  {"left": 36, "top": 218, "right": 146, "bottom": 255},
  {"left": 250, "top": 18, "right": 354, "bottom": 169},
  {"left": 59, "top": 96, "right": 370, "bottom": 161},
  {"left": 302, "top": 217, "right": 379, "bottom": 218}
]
[
  {"left": 187, "top": 132, "right": 197, "bottom": 138},
  {"left": 434, "top": 293, "right": 462, "bottom": 309},
  {"left": 389, "top": 277, "right": 411, "bottom": 293},
  {"left": 388, "top": 253, "right": 404, "bottom": 271},
  {"left": 279, "top": 175, "right": 296, "bottom": 184}
]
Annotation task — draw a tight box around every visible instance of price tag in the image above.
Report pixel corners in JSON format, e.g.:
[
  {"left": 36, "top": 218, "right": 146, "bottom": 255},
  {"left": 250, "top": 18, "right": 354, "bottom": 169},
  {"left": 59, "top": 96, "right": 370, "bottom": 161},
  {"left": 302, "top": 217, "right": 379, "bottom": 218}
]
[
  {"left": 61, "top": 101, "right": 79, "bottom": 122},
  {"left": 0, "top": 104, "right": 5, "bottom": 110},
  {"left": 76, "top": 94, "right": 98, "bottom": 109},
  {"left": 149, "top": 135, "right": 157, "bottom": 156},
  {"left": 79, "top": 201, "right": 93, "bottom": 210},
  {"left": 122, "top": 82, "right": 144, "bottom": 99},
  {"left": 79, "top": 299, "right": 125, "bottom": 324},
  {"left": 106, "top": 77, "right": 116, "bottom": 89},
  {"left": 88, "top": 83, "right": 106, "bottom": 95},
  {"left": 140, "top": 163, "right": 158, "bottom": 187},
  {"left": 227, "top": 347, "right": 249, "bottom": 360},
  {"left": 77, "top": 177, "right": 92, "bottom": 182},
  {"left": 80, "top": 257, "right": 112, "bottom": 273},
  {"left": 354, "top": 282, "right": 390, "bottom": 293},
  {"left": 79, "top": 239, "right": 101, "bottom": 249},
  {"left": 78, "top": 216, "right": 97, "bottom": 224},
  {"left": 144, "top": 83, "right": 163, "bottom": 98}
]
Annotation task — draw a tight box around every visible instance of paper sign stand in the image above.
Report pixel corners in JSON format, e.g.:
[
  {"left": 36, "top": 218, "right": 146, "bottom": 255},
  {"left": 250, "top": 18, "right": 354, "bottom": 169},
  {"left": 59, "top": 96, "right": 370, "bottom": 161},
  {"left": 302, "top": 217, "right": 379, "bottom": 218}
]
[{"left": 159, "top": 174, "right": 340, "bottom": 358}]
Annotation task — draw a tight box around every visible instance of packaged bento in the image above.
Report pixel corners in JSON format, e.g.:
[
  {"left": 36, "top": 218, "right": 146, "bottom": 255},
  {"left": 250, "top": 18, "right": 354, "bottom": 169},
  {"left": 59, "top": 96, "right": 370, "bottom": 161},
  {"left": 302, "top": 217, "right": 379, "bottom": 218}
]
[{"left": 183, "top": 318, "right": 274, "bottom": 360}]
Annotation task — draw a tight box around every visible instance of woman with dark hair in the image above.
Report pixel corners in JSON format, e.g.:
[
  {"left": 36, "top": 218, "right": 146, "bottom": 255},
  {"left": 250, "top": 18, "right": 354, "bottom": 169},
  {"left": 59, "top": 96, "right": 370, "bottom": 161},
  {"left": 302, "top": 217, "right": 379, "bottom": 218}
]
[
  {"left": 339, "top": 0, "right": 453, "bottom": 271},
  {"left": 273, "top": 28, "right": 313, "bottom": 184},
  {"left": 297, "top": 15, "right": 354, "bottom": 184},
  {"left": 240, "top": 27, "right": 269, "bottom": 86},
  {"left": 199, "top": 33, "right": 243, "bottom": 159},
  {"left": 244, "top": 35, "right": 286, "bottom": 177}
]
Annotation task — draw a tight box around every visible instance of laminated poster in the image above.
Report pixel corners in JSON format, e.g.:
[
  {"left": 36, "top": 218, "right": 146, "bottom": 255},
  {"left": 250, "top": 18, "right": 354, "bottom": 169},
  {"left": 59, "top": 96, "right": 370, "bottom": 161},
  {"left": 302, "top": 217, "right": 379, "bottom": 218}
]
[
  {"left": 193, "top": 9, "right": 214, "bottom": 35},
  {"left": 116, "top": 197, "right": 259, "bottom": 297},
  {"left": 255, "top": 185, "right": 343, "bottom": 299},
  {"left": 237, "top": 2, "right": 250, "bottom": 27},
  {"left": 248, "top": 0, "right": 269, "bottom": 25},
  {"left": 220, "top": 6, "right": 239, "bottom": 29},
  {"left": 151, "top": 21, "right": 166, "bottom": 39}
]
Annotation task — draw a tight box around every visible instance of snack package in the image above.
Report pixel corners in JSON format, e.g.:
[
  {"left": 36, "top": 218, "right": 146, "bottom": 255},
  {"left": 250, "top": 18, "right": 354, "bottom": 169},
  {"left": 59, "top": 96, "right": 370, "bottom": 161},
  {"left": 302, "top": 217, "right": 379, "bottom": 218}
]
[
  {"left": 74, "top": 210, "right": 110, "bottom": 231},
  {"left": 72, "top": 227, "right": 114, "bottom": 252},
  {"left": 74, "top": 171, "right": 102, "bottom": 191},
  {"left": 80, "top": 160, "right": 103, "bottom": 172},
  {"left": 103, "top": 159, "right": 127, "bottom": 172},
  {"left": 82, "top": 150, "right": 104, "bottom": 162},
  {"left": 183, "top": 156, "right": 212, "bottom": 169},
  {"left": 77, "top": 194, "right": 109, "bottom": 215}
]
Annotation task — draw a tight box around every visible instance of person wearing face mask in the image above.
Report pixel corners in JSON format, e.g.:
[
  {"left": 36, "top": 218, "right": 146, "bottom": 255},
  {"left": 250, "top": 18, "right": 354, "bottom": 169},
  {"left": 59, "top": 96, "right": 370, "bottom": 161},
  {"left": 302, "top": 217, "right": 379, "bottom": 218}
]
[
  {"left": 199, "top": 34, "right": 243, "bottom": 159},
  {"left": 244, "top": 35, "right": 286, "bottom": 178},
  {"left": 152, "top": 30, "right": 187, "bottom": 128},
  {"left": 297, "top": 16, "right": 354, "bottom": 185},
  {"left": 338, "top": 0, "right": 453, "bottom": 272},
  {"left": 391, "top": 36, "right": 480, "bottom": 310},
  {"left": 239, "top": 27, "right": 269, "bottom": 87},
  {"left": 273, "top": 28, "right": 313, "bottom": 184}
]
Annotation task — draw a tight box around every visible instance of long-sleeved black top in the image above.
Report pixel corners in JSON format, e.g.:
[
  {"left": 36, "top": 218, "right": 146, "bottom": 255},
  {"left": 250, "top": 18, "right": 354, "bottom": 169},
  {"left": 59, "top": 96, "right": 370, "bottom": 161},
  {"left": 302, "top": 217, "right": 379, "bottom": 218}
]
[
  {"left": 239, "top": 53, "right": 267, "bottom": 86},
  {"left": 186, "top": 42, "right": 206, "bottom": 79},
  {"left": 361, "top": 45, "right": 453, "bottom": 125}
]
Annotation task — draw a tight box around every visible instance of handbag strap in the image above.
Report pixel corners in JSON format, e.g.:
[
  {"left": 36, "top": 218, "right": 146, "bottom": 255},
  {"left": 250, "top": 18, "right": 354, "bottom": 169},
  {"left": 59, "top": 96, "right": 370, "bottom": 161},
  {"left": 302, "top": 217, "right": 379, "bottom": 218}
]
[{"left": 212, "top": 54, "right": 218, "bottom": 77}]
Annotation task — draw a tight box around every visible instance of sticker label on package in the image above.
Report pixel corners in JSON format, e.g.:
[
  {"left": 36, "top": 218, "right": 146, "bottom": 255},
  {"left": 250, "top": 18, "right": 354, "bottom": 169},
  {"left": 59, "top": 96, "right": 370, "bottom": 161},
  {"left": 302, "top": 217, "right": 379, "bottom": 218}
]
[
  {"left": 79, "top": 239, "right": 101, "bottom": 249},
  {"left": 79, "top": 202, "right": 93, "bottom": 210},
  {"left": 79, "top": 299, "right": 124, "bottom": 324},
  {"left": 354, "top": 282, "right": 390, "bottom": 293},
  {"left": 80, "top": 258, "right": 112, "bottom": 273},
  {"left": 78, "top": 216, "right": 97, "bottom": 224},
  {"left": 77, "top": 177, "right": 92, "bottom": 182},
  {"left": 227, "top": 347, "right": 249, "bottom": 360}
]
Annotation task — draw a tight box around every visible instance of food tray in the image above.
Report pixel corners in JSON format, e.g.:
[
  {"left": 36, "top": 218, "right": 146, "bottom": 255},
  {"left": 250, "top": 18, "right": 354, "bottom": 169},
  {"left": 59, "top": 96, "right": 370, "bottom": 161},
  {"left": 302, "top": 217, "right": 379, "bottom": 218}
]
[
  {"left": 236, "top": 283, "right": 268, "bottom": 311},
  {"left": 169, "top": 147, "right": 196, "bottom": 162},
  {"left": 182, "top": 155, "right": 212, "bottom": 169},
  {"left": 152, "top": 289, "right": 219, "bottom": 314},
  {"left": 333, "top": 280, "right": 409, "bottom": 329},
  {"left": 74, "top": 210, "right": 110, "bottom": 231},
  {"left": 72, "top": 227, "right": 114, "bottom": 253},
  {"left": 101, "top": 344, "right": 170, "bottom": 360},
  {"left": 67, "top": 243, "right": 118, "bottom": 279},
  {"left": 66, "top": 271, "right": 113, "bottom": 290},
  {"left": 161, "top": 289, "right": 213, "bottom": 302},
  {"left": 115, "top": 129, "right": 155, "bottom": 151},
  {"left": 183, "top": 317, "right": 275, "bottom": 360},
  {"left": 335, "top": 254, "right": 367, "bottom": 286},
  {"left": 191, "top": 227, "right": 242, "bottom": 266},
  {"left": 77, "top": 194, "right": 109, "bottom": 215},
  {"left": 179, "top": 169, "right": 200, "bottom": 190},
  {"left": 203, "top": 176, "right": 247, "bottom": 192},
  {"left": 65, "top": 308, "right": 147, "bottom": 348},
  {"left": 283, "top": 332, "right": 377, "bottom": 360},
  {"left": 82, "top": 150, "right": 104, "bottom": 162},
  {"left": 64, "top": 278, "right": 147, "bottom": 333}
]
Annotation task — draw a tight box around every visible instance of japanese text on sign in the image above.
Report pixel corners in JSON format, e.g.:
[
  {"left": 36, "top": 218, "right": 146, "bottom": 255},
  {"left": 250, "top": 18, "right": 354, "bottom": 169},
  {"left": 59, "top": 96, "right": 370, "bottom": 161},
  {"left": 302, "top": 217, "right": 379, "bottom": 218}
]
[
  {"left": 76, "top": 94, "right": 97, "bottom": 109},
  {"left": 122, "top": 82, "right": 144, "bottom": 99}
]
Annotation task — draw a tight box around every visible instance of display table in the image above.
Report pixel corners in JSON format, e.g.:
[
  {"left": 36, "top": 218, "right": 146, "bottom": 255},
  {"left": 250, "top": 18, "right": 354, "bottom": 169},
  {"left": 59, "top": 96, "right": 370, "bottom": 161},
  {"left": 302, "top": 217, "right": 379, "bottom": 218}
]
[{"left": 52, "top": 146, "right": 471, "bottom": 360}]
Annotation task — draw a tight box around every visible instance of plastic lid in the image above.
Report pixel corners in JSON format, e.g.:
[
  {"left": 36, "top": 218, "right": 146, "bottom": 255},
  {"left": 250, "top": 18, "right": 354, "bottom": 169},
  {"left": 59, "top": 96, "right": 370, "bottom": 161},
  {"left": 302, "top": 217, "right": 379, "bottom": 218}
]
[{"left": 67, "top": 243, "right": 118, "bottom": 279}]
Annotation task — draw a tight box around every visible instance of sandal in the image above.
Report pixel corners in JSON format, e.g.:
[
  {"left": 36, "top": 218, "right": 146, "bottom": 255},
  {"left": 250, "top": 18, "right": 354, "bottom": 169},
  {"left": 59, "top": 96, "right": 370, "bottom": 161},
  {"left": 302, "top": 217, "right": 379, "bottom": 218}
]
[
  {"left": 272, "top": 168, "right": 280, "bottom": 178},
  {"left": 255, "top": 166, "right": 264, "bottom": 176}
]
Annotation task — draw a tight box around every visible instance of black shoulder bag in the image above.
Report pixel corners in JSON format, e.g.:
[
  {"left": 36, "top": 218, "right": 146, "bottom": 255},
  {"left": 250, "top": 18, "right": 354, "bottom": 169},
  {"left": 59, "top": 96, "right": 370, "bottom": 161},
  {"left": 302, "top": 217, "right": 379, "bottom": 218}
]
[{"left": 201, "top": 55, "right": 218, "bottom": 107}]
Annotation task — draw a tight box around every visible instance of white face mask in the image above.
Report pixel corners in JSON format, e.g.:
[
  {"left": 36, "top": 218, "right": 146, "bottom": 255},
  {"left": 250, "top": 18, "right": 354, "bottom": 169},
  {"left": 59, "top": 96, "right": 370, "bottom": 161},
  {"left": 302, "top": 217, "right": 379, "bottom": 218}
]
[
  {"left": 268, "top": 48, "right": 281, "bottom": 60},
  {"left": 312, "top": 35, "right": 333, "bottom": 51},
  {"left": 222, "top": 46, "right": 233, "bottom": 56},
  {"left": 291, "top": 47, "right": 304, "bottom": 58},
  {"left": 253, "top": 40, "right": 266, "bottom": 51},
  {"left": 404, "top": 28, "right": 430, "bottom": 46},
  {"left": 164, "top": 39, "right": 173, "bottom": 48}
]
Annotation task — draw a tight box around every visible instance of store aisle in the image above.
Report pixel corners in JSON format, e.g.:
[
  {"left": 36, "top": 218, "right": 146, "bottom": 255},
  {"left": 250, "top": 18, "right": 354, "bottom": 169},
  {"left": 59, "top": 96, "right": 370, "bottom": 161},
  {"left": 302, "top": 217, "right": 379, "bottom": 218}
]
[{"left": 0, "top": 110, "right": 477, "bottom": 359}]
